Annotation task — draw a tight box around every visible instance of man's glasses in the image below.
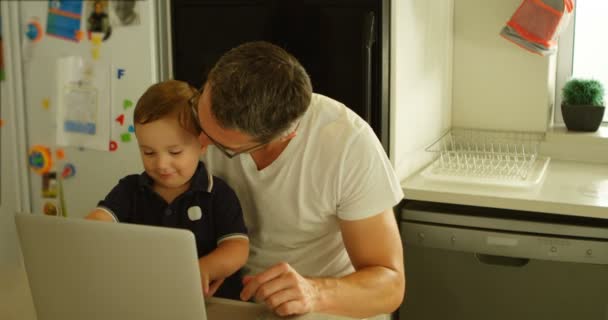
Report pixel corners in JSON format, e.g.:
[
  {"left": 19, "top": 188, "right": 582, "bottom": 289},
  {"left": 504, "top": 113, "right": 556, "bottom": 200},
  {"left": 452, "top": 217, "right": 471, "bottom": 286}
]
[{"left": 189, "top": 88, "right": 269, "bottom": 159}]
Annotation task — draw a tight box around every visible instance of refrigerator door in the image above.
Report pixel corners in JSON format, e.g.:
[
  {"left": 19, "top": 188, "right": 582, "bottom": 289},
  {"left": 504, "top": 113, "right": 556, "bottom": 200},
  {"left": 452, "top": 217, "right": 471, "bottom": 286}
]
[
  {"left": 11, "top": 0, "right": 159, "bottom": 217},
  {"left": 1, "top": 4, "right": 38, "bottom": 319},
  {"left": 1, "top": 1, "right": 27, "bottom": 266}
]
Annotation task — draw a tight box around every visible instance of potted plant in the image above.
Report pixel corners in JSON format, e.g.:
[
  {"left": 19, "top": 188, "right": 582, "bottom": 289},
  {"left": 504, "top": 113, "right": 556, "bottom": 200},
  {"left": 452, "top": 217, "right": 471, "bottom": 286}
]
[{"left": 561, "top": 78, "right": 605, "bottom": 132}]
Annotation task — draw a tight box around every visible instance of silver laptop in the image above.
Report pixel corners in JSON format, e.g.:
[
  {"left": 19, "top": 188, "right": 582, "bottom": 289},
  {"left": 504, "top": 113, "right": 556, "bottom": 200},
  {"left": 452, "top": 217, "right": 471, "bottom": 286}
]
[{"left": 15, "top": 213, "right": 207, "bottom": 320}]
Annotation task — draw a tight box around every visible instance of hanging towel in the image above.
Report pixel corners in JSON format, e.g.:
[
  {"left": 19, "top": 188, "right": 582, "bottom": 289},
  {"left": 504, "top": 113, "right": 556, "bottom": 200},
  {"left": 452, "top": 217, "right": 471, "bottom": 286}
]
[{"left": 500, "top": 0, "right": 574, "bottom": 56}]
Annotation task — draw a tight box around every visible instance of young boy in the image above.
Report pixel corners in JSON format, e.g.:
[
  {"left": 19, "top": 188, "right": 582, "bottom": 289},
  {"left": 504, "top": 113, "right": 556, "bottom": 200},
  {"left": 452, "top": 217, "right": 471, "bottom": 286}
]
[{"left": 86, "top": 80, "right": 248, "bottom": 300}]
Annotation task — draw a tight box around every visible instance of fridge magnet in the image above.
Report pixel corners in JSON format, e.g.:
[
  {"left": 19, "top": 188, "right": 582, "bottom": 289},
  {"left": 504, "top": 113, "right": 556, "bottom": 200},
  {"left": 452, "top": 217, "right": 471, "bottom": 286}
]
[
  {"left": 61, "top": 163, "right": 76, "bottom": 179},
  {"left": 42, "top": 98, "right": 50, "bottom": 109},
  {"left": 109, "top": 140, "right": 118, "bottom": 151},
  {"left": 123, "top": 99, "right": 133, "bottom": 109},
  {"left": 56, "top": 148, "right": 65, "bottom": 159},
  {"left": 28, "top": 145, "right": 53, "bottom": 175},
  {"left": 115, "top": 113, "right": 124, "bottom": 125},
  {"left": 128, "top": 125, "right": 134, "bottom": 133},
  {"left": 117, "top": 68, "right": 125, "bottom": 79},
  {"left": 46, "top": 0, "right": 84, "bottom": 42},
  {"left": 91, "top": 46, "right": 100, "bottom": 60},
  {"left": 25, "top": 19, "right": 43, "bottom": 42},
  {"left": 91, "top": 33, "right": 103, "bottom": 46},
  {"left": 75, "top": 30, "right": 84, "bottom": 41},
  {"left": 58, "top": 178, "right": 68, "bottom": 217},
  {"left": 57, "top": 56, "right": 111, "bottom": 151},
  {"left": 42, "top": 172, "right": 58, "bottom": 198},
  {"left": 109, "top": 0, "right": 140, "bottom": 27},
  {"left": 43, "top": 201, "right": 59, "bottom": 216},
  {"left": 85, "top": 0, "right": 112, "bottom": 41},
  {"left": 120, "top": 132, "right": 131, "bottom": 142}
]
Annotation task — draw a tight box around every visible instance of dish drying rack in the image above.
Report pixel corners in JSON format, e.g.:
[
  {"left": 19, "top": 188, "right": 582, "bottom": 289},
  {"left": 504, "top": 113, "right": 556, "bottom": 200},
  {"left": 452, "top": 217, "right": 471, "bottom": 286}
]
[{"left": 422, "top": 128, "right": 550, "bottom": 187}]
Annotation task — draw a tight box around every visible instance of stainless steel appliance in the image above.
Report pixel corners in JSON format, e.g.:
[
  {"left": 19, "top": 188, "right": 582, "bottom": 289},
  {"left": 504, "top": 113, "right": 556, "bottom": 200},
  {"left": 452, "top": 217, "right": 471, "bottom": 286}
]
[{"left": 399, "top": 200, "right": 608, "bottom": 320}]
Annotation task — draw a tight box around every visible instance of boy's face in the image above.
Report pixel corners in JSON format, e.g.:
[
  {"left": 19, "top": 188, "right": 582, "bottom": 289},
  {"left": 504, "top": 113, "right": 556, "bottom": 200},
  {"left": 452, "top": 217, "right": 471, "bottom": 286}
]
[{"left": 135, "top": 116, "right": 203, "bottom": 191}]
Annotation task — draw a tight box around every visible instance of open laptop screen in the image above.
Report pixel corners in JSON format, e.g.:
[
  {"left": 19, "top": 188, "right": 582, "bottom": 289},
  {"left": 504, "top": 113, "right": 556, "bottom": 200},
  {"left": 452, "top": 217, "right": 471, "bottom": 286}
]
[{"left": 15, "top": 213, "right": 207, "bottom": 320}]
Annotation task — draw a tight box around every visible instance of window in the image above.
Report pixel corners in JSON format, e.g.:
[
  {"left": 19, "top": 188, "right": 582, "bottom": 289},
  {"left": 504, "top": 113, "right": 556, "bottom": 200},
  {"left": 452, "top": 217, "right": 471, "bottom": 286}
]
[{"left": 556, "top": 1, "right": 608, "bottom": 123}]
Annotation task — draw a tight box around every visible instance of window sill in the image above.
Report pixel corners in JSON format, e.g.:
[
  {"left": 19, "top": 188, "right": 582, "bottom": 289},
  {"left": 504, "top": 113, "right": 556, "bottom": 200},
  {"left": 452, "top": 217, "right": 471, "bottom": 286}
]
[
  {"left": 541, "top": 124, "right": 608, "bottom": 164},
  {"left": 546, "top": 124, "right": 608, "bottom": 141}
]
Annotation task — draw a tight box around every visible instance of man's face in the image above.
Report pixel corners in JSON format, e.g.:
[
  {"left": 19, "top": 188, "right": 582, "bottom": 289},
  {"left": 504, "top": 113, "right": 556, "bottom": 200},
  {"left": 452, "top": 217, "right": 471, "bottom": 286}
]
[{"left": 194, "top": 83, "right": 267, "bottom": 157}]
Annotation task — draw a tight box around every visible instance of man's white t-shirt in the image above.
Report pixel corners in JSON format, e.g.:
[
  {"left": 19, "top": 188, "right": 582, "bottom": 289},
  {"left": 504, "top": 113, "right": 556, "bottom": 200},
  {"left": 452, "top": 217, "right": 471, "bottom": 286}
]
[{"left": 202, "top": 93, "right": 403, "bottom": 277}]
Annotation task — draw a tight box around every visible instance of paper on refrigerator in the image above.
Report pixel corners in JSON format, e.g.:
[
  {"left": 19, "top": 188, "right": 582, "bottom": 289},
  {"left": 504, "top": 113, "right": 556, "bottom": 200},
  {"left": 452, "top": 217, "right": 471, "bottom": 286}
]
[{"left": 56, "top": 56, "right": 110, "bottom": 151}]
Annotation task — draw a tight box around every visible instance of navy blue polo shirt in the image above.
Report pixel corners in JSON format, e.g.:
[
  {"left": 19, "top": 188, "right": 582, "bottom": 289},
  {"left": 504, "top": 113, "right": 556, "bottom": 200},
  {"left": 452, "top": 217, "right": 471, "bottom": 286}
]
[{"left": 97, "top": 161, "right": 247, "bottom": 299}]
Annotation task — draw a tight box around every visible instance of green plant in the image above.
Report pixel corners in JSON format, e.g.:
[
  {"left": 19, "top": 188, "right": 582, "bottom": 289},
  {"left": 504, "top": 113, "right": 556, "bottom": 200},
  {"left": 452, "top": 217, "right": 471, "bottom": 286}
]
[{"left": 562, "top": 78, "right": 605, "bottom": 106}]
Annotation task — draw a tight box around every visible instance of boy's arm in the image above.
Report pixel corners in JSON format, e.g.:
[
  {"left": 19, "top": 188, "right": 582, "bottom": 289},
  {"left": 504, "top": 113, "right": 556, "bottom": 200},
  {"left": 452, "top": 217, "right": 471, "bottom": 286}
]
[
  {"left": 87, "top": 176, "right": 135, "bottom": 222},
  {"left": 198, "top": 237, "right": 249, "bottom": 295},
  {"left": 85, "top": 208, "right": 116, "bottom": 222}
]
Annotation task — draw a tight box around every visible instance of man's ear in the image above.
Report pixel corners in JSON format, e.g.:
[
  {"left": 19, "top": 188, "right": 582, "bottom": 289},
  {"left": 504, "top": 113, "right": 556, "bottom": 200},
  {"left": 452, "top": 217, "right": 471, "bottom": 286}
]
[{"left": 281, "top": 130, "right": 297, "bottom": 142}]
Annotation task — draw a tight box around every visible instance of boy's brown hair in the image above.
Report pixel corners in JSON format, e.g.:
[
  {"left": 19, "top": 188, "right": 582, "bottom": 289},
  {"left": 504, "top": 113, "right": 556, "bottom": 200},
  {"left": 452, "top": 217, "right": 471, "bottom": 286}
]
[{"left": 134, "top": 80, "right": 201, "bottom": 136}]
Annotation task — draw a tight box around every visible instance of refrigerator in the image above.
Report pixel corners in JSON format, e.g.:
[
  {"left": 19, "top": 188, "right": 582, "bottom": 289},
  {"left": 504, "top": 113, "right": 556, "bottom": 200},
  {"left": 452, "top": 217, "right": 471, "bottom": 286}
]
[{"left": 1, "top": 0, "right": 159, "bottom": 223}]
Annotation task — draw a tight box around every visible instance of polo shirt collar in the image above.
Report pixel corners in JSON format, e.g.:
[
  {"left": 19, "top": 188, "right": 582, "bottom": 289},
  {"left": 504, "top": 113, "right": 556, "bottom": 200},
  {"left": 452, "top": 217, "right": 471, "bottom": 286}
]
[{"left": 137, "top": 162, "right": 213, "bottom": 193}]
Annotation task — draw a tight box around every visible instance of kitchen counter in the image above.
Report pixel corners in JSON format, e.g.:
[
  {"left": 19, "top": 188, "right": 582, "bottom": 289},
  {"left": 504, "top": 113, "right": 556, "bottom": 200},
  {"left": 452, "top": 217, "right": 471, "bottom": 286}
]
[
  {"left": 402, "top": 159, "right": 608, "bottom": 219},
  {"left": 0, "top": 265, "right": 366, "bottom": 320}
]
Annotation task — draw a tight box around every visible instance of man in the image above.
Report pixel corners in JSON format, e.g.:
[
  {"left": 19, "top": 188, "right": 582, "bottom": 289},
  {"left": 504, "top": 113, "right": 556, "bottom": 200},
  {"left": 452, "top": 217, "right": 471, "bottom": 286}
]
[{"left": 193, "top": 41, "right": 405, "bottom": 318}]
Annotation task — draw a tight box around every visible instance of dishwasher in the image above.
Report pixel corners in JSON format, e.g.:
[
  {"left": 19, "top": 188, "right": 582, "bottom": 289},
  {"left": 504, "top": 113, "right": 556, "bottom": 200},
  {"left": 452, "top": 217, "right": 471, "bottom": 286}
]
[{"left": 398, "top": 200, "right": 608, "bottom": 320}]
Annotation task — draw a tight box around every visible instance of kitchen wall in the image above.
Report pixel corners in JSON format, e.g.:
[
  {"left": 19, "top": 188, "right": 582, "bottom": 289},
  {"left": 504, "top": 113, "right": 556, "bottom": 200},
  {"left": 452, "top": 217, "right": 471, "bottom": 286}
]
[
  {"left": 392, "top": 0, "right": 559, "bottom": 182},
  {"left": 391, "top": 0, "right": 453, "bottom": 182},
  {"left": 452, "top": 0, "right": 556, "bottom": 132}
]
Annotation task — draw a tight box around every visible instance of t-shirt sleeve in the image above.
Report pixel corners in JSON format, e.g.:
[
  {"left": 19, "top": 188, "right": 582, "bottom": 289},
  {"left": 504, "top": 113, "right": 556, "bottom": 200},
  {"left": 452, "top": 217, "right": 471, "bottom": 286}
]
[
  {"left": 96, "top": 176, "right": 137, "bottom": 222},
  {"left": 336, "top": 125, "right": 404, "bottom": 220},
  {"left": 211, "top": 178, "right": 248, "bottom": 244}
]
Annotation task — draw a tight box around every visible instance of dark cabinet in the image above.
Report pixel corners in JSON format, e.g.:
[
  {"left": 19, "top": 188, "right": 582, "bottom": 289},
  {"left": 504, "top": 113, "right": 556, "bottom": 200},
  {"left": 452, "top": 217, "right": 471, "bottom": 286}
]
[{"left": 171, "top": 0, "right": 390, "bottom": 153}]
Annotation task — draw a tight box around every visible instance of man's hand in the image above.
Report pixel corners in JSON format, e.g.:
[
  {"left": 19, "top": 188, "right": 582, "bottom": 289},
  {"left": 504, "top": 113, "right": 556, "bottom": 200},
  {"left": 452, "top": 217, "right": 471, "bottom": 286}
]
[{"left": 240, "top": 262, "right": 320, "bottom": 316}]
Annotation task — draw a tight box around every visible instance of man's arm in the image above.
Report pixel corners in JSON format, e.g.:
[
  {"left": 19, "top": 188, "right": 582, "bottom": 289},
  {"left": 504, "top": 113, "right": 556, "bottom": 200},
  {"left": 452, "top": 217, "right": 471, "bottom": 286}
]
[{"left": 240, "top": 208, "right": 405, "bottom": 318}]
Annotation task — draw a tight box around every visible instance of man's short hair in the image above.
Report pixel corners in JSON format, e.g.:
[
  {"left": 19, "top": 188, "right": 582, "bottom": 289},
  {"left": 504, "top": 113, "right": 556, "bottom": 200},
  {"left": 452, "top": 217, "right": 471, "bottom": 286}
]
[{"left": 207, "top": 41, "right": 313, "bottom": 143}]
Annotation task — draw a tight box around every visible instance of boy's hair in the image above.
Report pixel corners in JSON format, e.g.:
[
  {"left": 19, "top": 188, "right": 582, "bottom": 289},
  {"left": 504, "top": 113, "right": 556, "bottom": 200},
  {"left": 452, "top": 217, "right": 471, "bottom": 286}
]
[
  {"left": 207, "top": 41, "right": 312, "bottom": 143},
  {"left": 134, "top": 80, "right": 201, "bottom": 136}
]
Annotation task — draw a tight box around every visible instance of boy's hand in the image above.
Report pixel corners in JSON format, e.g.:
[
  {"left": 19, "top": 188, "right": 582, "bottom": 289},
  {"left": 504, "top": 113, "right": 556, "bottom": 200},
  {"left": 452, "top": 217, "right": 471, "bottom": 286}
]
[
  {"left": 207, "top": 278, "right": 225, "bottom": 297},
  {"left": 199, "top": 261, "right": 224, "bottom": 297},
  {"left": 199, "top": 269, "right": 213, "bottom": 297}
]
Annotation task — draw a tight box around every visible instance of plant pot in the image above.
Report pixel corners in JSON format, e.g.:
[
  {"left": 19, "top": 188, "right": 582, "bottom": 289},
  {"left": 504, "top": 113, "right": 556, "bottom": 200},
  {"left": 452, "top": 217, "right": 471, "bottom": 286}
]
[{"left": 561, "top": 104, "right": 606, "bottom": 132}]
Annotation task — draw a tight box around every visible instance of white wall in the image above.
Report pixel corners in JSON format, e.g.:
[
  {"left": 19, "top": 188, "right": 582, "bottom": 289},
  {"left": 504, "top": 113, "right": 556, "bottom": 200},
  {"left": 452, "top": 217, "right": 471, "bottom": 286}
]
[
  {"left": 452, "top": 0, "right": 556, "bottom": 132},
  {"left": 391, "top": 0, "right": 454, "bottom": 182},
  {"left": 392, "top": 0, "right": 562, "bottom": 183}
]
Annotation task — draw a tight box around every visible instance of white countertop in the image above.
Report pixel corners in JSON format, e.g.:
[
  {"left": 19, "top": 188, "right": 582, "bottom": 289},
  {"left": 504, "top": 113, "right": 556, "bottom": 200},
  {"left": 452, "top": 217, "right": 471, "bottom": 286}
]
[{"left": 402, "top": 159, "right": 608, "bottom": 219}]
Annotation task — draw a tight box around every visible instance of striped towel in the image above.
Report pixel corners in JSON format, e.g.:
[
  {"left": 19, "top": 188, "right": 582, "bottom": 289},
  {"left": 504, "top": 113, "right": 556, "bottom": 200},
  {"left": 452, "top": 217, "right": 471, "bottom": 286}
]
[{"left": 500, "top": 0, "right": 574, "bottom": 56}]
